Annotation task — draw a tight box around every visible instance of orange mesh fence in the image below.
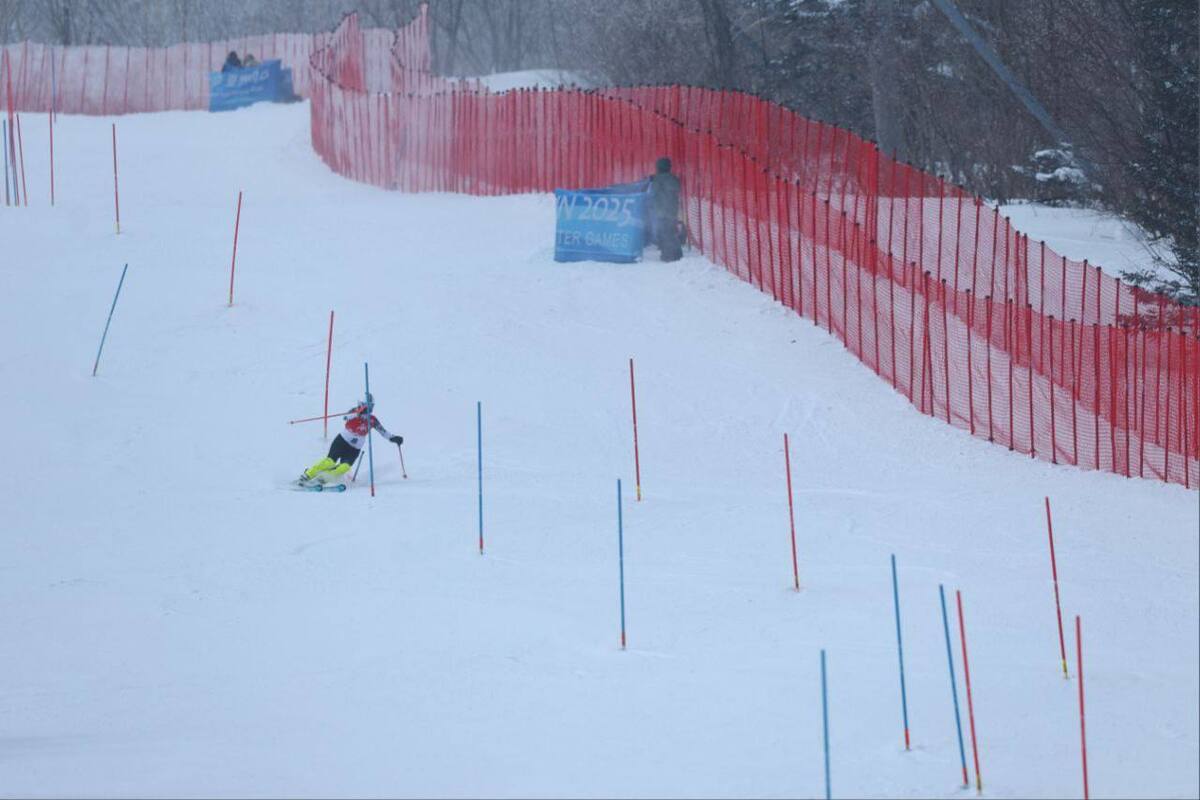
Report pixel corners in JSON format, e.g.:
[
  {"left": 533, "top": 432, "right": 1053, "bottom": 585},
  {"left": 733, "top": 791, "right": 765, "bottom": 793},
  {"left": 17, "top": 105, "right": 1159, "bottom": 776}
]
[{"left": 5, "top": 11, "right": 1197, "bottom": 486}]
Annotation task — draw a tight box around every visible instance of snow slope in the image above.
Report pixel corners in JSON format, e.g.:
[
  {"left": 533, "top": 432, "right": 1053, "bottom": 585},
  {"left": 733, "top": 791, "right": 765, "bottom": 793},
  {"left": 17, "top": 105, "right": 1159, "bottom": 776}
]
[
  {"left": 999, "top": 201, "right": 1175, "bottom": 284},
  {"left": 0, "top": 103, "right": 1196, "bottom": 798}
]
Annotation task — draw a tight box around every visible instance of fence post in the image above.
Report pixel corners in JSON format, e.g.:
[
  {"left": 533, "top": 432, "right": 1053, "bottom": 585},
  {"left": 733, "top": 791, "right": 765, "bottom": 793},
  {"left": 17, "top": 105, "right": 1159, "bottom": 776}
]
[
  {"left": 1025, "top": 303, "right": 1036, "bottom": 456},
  {"left": 1049, "top": 315, "right": 1058, "bottom": 464},
  {"left": 1070, "top": 319, "right": 1079, "bottom": 465},
  {"left": 1138, "top": 328, "right": 1147, "bottom": 477},
  {"left": 922, "top": 271, "right": 932, "bottom": 416},
  {"left": 1119, "top": 322, "right": 1132, "bottom": 477},
  {"left": 985, "top": 295, "right": 995, "bottom": 442},
  {"left": 941, "top": 278, "right": 951, "bottom": 424},
  {"left": 1007, "top": 299, "right": 1014, "bottom": 450},
  {"left": 1094, "top": 323, "right": 1101, "bottom": 471},
  {"left": 888, "top": 252, "right": 898, "bottom": 390}
]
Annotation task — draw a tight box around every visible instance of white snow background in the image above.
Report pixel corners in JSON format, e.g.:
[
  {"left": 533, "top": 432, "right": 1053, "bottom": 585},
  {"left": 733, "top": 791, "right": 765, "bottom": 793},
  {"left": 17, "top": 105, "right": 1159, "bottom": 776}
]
[{"left": 0, "top": 104, "right": 1196, "bottom": 798}]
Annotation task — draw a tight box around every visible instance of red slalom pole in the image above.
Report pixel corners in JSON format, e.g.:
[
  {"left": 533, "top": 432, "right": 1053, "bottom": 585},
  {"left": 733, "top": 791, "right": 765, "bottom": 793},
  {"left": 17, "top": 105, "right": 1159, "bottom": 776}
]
[
  {"left": 111, "top": 123, "right": 120, "bottom": 233},
  {"left": 784, "top": 432, "right": 799, "bottom": 591},
  {"left": 228, "top": 190, "right": 243, "bottom": 306},
  {"left": 48, "top": 112, "right": 54, "bottom": 205},
  {"left": 1076, "top": 615, "right": 1090, "bottom": 800},
  {"left": 324, "top": 309, "right": 335, "bottom": 440},
  {"left": 629, "top": 357, "right": 643, "bottom": 501},
  {"left": 1045, "top": 496, "right": 1069, "bottom": 678},
  {"left": 956, "top": 590, "right": 982, "bottom": 794}
]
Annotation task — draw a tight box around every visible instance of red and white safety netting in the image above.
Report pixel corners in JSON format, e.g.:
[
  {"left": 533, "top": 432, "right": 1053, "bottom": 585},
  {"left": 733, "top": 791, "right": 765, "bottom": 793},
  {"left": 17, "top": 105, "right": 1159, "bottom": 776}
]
[{"left": 6, "top": 9, "right": 1198, "bottom": 487}]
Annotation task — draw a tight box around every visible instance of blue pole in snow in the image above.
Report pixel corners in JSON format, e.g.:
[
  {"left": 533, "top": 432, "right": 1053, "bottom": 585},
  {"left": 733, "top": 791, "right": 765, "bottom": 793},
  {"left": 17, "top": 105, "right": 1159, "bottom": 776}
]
[
  {"left": 891, "top": 554, "right": 911, "bottom": 750},
  {"left": 3, "top": 119, "right": 9, "bottom": 206},
  {"left": 477, "top": 401, "right": 483, "bottom": 554},
  {"left": 618, "top": 478, "right": 626, "bottom": 650},
  {"left": 940, "top": 584, "right": 970, "bottom": 787},
  {"left": 821, "top": 648, "right": 831, "bottom": 800},
  {"left": 4, "top": 116, "right": 15, "bottom": 204},
  {"left": 92, "top": 263, "right": 128, "bottom": 376},
  {"left": 364, "top": 362, "right": 375, "bottom": 496}
]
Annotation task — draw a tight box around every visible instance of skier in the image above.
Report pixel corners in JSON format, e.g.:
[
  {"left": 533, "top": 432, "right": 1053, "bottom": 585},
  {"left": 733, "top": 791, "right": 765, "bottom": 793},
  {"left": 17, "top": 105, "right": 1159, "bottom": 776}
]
[
  {"left": 647, "top": 156, "right": 683, "bottom": 262},
  {"left": 297, "top": 393, "right": 402, "bottom": 487}
]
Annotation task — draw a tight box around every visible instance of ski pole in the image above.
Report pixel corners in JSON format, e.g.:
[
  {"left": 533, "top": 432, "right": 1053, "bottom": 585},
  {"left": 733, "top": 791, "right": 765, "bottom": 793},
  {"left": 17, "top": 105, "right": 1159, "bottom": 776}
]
[
  {"left": 351, "top": 448, "right": 363, "bottom": 482},
  {"left": 397, "top": 442, "right": 408, "bottom": 479},
  {"left": 288, "top": 409, "right": 355, "bottom": 425}
]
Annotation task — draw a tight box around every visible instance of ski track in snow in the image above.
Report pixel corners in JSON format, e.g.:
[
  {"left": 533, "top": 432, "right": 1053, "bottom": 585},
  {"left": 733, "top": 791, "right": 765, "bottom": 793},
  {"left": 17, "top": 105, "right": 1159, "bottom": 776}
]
[{"left": 0, "top": 103, "right": 1196, "bottom": 798}]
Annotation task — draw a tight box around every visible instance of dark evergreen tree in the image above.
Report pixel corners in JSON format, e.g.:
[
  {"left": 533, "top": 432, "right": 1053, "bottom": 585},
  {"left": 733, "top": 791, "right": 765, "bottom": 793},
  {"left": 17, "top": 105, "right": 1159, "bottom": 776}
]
[{"left": 1117, "top": 1, "right": 1199, "bottom": 306}]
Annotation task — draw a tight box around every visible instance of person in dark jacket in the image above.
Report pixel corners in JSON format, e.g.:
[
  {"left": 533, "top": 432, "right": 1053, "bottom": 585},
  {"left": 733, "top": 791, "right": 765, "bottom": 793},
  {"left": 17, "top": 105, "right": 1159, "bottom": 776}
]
[
  {"left": 222, "top": 51, "right": 242, "bottom": 72},
  {"left": 647, "top": 156, "right": 682, "bottom": 261}
]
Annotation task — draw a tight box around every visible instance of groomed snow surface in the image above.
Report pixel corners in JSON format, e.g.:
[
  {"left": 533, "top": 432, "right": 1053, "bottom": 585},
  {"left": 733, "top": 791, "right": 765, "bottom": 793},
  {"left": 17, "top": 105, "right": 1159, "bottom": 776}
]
[{"left": 1, "top": 104, "right": 1196, "bottom": 798}]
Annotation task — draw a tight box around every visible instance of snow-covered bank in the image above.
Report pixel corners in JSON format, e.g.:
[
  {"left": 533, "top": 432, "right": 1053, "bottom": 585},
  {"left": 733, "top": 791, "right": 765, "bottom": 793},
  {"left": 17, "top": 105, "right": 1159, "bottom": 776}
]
[
  {"left": 0, "top": 103, "right": 1195, "bottom": 797},
  {"left": 999, "top": 201, "right": 1175, "bottom": 284}
]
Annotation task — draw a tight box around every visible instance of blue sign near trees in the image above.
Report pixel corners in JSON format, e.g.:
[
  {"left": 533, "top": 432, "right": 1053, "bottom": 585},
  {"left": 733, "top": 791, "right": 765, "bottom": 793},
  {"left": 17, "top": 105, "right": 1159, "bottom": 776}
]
[{"left": 209, "top": 60, "right": 296, "bottom": 112}]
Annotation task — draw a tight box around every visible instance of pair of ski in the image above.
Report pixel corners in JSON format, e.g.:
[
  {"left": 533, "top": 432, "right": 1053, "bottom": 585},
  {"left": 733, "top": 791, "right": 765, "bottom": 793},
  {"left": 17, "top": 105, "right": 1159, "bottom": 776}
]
[
  {"left": 294, "top": 480, "right": 347, "bottom": 493},
  {"left": 292, "top": 443, "right": 386, "bottom": 492},
  {"left": 293, "top": 433, "right": 407, "bottom": 494}
]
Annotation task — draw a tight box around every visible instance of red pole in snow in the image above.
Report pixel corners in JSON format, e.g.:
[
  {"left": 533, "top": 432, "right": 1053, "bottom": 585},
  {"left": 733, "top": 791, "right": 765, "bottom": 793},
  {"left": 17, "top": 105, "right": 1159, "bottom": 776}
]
[
  {"left": 324, "top": 309, "right": 335, "bottom": 440},
  {"left": 48, "top": 111, "right": 53, "bottom": 205},
  {"left": 629, "top": 357, "right": 643, "bottom": 501},
  {"left": 111, "top": 123, "right": 121, "bottom": 233},
  {"left": 1045, "top": 496, "right": 1069, "bottom": 678},
  {"left": 228, "top": 190, "right": 242, "bottom": 306},
  {"left": 784, "top": 432, "right": 799, "bottom": 591},
  {"left": 956, "top": 589, "right": 983, "bottom": 794},
  {"left": 1076, "top": 615, "right": 1090, "bottom": 800}
]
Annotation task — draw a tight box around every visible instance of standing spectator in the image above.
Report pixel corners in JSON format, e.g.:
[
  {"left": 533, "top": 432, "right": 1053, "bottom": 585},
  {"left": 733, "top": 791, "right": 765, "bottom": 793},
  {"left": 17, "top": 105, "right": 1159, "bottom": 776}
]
[
  {"left": 242, "top": 53, "right": 259, "bottom": 67},
  {"left": 647, "top": 156, "right": 682, "bottom": 261},
  {"left": 222, "top": 51, "right": 242, "bottom": 72}
]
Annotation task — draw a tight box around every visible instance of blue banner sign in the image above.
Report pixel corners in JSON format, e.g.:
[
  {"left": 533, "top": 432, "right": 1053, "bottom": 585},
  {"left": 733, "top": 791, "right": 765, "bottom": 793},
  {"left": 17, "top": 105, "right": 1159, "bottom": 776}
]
[
  {"left": 209, "top": 60, "right": 294, "bottom": 112},
  {"left": 554, "top": 179, "right": 649, "bottom": 263}
]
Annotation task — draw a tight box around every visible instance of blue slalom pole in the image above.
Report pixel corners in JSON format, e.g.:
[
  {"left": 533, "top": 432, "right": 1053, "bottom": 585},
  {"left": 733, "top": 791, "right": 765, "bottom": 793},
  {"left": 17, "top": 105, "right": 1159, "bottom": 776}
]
[
  {"left": 364, "top": 362, "right": 375, "bottom": 497},
  {"left": 92, "top": 263, "right": 129, "bottom": 376},
  {"left": 891, "top": 554, "right": 911, "bottom": 750},
  {"left": 821, "top": 648, "right": 831, "bottom": 800},
  {"left": 477, "top": 400, "right": 483, "bottom": 555},
  {"left": 618, "top": 478, "right": 626, "bottom": 649},
  {"left": 6, "top": 116, "right": 16, "bottom": 204},
  {"left": 3, "top": 119, "right": 9, "bottom": 206},
  {"left": 940, "top": 584, "right": 969, "bottom": 787}
]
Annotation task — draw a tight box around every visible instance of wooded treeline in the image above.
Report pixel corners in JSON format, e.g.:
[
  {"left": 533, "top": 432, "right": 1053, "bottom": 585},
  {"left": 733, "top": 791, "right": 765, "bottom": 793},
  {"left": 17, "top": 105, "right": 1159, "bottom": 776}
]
[{"left": 2, "top": 0, "right": 1194, "bottom": 301}]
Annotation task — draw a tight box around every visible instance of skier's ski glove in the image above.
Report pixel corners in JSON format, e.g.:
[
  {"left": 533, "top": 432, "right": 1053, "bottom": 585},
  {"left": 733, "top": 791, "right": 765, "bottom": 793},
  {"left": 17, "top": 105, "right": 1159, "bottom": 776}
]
[{"left": 390, "top": 435, "right": 403, "bottom": 445}]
